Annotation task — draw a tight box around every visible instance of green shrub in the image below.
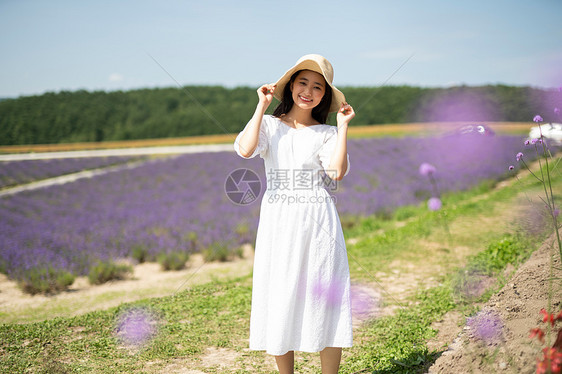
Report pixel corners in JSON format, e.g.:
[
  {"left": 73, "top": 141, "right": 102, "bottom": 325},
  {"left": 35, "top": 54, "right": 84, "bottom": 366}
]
[
  {"left": 203, "top": 241, "right": 231, "bottom": 262},
  {"left": 157, "top": 252, "right": 189, "bottom": 271},
  {"left": 182, "top": 231, "right": 199, "bottom": 251},
  {"left": 451, "top": 234, "right": 534, "bottom": 304},
  {"left": 471, "top": 234, "right": 529, "bottom": 275},
  {"left": 18, "top": 267, "right": 75, "bottom": 295},
  {"left": 131, "top": 244, "right": 150, "bottom": 263},
  {"left": 88, "top": 261, "right": 132, "bottom": 285},
  {"left": 234, "top": 246, "right": 244, "bottom": 258},
  {"left": 339, "top": 213, "right": 363, "bottom": 230}
]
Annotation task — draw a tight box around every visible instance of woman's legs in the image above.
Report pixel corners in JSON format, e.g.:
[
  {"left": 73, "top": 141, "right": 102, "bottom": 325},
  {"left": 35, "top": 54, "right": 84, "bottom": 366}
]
[
  {"left": 274, "top": 347, "right": 341, "bottom": 374},
  {"left": 275, "top": 351, "right": 294, "bottom": 374},
  {"left": 319, "top": 347, "right": 342, "bottom": 374}
]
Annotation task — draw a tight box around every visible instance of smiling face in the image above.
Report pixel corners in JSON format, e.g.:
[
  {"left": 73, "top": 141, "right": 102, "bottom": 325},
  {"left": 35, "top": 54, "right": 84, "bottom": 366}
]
[{"left": 290, "top": 70, "right": 327, "bottom": 110}]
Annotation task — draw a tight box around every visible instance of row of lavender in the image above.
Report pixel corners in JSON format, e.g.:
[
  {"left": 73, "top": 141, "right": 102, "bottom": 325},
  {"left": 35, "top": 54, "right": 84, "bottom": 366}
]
[
  {"left": 0, "top": 134, "right": 525, "bottom": 287},
  {"left": 0, "top": 156, "right": 147, "bottom": 189}
]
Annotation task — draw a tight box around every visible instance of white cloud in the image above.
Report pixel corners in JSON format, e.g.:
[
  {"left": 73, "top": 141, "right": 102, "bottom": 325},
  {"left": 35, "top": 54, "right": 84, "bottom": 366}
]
[{"left": 109, "top": 73, "right": 124, "bottom": 82}]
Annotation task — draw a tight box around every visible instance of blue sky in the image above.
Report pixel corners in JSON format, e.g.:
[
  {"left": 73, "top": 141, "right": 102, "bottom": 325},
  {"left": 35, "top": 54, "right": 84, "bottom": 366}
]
[{"left": 1, "top": 0, "right": 561, "bottom": 98}]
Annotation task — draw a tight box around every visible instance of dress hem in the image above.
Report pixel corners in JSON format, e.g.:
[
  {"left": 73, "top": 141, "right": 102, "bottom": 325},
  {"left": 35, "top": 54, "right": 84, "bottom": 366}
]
[{"left": 249, "top": 342, "right": 353, "bottom": 356}]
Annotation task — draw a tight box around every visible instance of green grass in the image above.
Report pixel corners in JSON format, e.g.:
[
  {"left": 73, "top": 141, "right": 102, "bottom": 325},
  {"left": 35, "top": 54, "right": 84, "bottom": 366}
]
[
  {"left": 0, "top": 163, "right": 559, "bottom": 373},
  {"left": 340, "top": 232, "right": 542, "bottom": 374},
  {"left": 0, "top": 277, "right": 253, "bottom": 373}
]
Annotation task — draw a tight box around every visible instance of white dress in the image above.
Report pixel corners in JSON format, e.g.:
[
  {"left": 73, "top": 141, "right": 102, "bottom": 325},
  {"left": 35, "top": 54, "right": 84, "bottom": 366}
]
[{"left": 234, "top": 114, "right": 353, "bottom": 356}]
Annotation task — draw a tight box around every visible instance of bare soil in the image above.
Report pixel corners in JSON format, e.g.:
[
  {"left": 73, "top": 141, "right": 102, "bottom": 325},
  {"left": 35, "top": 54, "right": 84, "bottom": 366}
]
[
  {"left": 428, "top": 234, "right": 562, "bottom": 374},
  {"left": 0, "top": 245, "right": 255, "bottom": 324}
]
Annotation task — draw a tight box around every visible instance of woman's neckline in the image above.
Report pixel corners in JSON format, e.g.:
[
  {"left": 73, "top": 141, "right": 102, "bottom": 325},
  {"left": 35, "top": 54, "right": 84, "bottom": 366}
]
[{"left": 275, "top": 116, "right": 324, "bottom": 131}]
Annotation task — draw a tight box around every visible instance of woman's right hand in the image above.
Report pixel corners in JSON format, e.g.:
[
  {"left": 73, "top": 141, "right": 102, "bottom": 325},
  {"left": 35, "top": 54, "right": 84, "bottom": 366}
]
[{"left": 257, "top": 83, "right": 276, "bottom": 108}]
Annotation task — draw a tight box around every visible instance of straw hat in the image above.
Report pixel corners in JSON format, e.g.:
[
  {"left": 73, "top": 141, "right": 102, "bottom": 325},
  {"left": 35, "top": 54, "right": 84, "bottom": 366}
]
[{"left": 273, "top": 54, "right": 346, "bottom": 113}]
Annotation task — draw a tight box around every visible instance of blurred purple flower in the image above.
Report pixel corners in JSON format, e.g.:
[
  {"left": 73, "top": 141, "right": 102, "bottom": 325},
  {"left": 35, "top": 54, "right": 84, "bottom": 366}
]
[
  {"left": 530, "top": 138, "right": 539, "bottom": 145},
  {"left": 428, "top": 197, "right": 442, "bottom": 211},
  {"left": 509, "top": 165, "right": 515, "bottom": 171},
  {"left": 516, "top": 152, "right": 523, "bottom": 161},
  {"left": 466, "top": 310, "right": 504, "bottom": 344},
  {"left": 419, "top": 163, "right": 436, "bottom": 177},
  {"left": 555, "top": 208, "right": 560, "bottom": 217},
  {"left": 312, "top": 279, "right": 344, "bottom": 307},
  {"left": 555, "top": 108, "right": 560, "bottom": 115},
  {"left": 350, "top": 284, "right": 380, "bottom": 321},
  {"left": 533, "top": 115, "right": 543, "bottom": 123},
  {"left": 115, "top": 307, "right": 159, "bottom": 347},
  {"left": 524, "top": 140, "right": 530, "bottom": 146},
  {"left": 454, "top": 270, "right": 495, "bottom": 301}
]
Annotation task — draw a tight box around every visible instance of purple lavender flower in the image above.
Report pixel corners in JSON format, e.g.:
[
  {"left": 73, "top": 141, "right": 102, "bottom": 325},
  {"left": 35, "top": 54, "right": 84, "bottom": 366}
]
[
  {"left": 508, "top": 165, "right": 514, "bottom": 171},
  {"left": 533, "top": 115, "right": 543, "bottom": 123},
  {"left": 312, "top": 279, "right": 344, "bottom": 306},
  {"left": 419, "top": 163, "right": 436, "bottom": 177},
  {"left": 0, "top": 135, "right": 530, "bottom": 284},
  {"left": 350, "top": 284, "right": 380, "bottom": 321},
  {"left": 115, "top": 307, "right": 159, "bottom": 347},
  {"left": 555, "top": 208, "right": 560, "bottom": 217},
  {"left": 428, "top": 197, "right": 442, "bottom": 211},
  {"left": 524, "top": 140, "right": 531, "bottom": 146},
  {"left": 516, "top": 152, "right": 523, "bottom": 161},
  {"left": 466, "top": 310, "right": 504, "bottom": 344},
  {"left": 530, "top": 138, "right": 539, "bottom": 145}
]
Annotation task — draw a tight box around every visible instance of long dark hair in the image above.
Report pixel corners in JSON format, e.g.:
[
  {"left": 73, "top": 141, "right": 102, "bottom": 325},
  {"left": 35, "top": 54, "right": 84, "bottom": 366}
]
[{"left": 272, "top": 69, "right": 333, "bottom": 124}]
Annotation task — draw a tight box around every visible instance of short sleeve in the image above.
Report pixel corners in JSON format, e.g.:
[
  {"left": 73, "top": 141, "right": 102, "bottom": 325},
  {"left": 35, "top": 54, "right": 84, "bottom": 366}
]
[
  {"left": 318, "top": 126, "right": 350, "bottom": 177},
  {"left": 233, "top": 116, "right": 269, "bottom": 159}
]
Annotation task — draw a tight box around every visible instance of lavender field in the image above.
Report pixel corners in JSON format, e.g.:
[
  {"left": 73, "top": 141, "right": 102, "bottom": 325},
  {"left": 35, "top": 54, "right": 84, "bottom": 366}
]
[
  {"left": 0, "top": 134, "right": 526, "bottom": 289},
  {"left": 0, "top": 156, "right": 147, "bottom": 189}
]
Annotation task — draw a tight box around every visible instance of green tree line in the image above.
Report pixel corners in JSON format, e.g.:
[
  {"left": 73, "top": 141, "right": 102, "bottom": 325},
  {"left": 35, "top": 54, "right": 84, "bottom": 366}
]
[{"left": 0, "top": 85, "right": 560, "bottom": 145}]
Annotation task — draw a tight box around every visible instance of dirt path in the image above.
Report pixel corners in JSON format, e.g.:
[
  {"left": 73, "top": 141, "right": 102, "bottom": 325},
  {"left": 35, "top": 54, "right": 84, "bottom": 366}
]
[
  {"left": 428, "top": 234, "right": 562, "bottom": 374},
  {"left": 0, "top": 143, "right": 234, "bottom": 161},
  {"left": 0, "top": 245, "right": 255, "bottom": 324},
  {"left": 0, "top": 157, "right": 161, "bottom": 197}
]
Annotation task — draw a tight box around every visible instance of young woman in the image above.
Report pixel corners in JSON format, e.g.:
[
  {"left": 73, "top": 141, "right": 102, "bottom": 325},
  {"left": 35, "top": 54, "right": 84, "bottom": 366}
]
[{"left": 234, "top": 54, "right": 354, "bottom": 374}]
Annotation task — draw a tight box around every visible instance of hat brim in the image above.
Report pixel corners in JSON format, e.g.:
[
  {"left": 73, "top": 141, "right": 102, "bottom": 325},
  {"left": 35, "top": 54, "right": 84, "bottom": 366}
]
[{"left": 273, "top": 60, "right": 345, "bottom": 113}]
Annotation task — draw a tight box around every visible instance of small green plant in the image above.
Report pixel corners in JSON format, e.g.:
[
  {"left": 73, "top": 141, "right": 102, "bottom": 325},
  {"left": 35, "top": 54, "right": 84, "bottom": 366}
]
[
  {"left": 182, "top": 231, "right": 199, "bottom": 251},
  {"left": 235, "top": 222, "right": 249, "bottom": 237},
  {"left": 131, "top": 244, "right": 150, "bottom": 263},
  {"left": 157, "top": 251, "right": 189, "bottom": 271},
  {"left": 203, "top": 241, "right": 231, "bottom": 262},
  {"left": 472, "top": 234, "right": 528, "bottom": 275},
  {"left": 18, "top": 267, "right": 75, "bottom": 295},
  {"left": 339, "top": 213, "right": 363, "bottom": 230},
  {"left": 88, "top": 261, "right": 132, "bottom": 285},
  {"left": 451, "top": 234, "right": 532, "bottom": 305}
]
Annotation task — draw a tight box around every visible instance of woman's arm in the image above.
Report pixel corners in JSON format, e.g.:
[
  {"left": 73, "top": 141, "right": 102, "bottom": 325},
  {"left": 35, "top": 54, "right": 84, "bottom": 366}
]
[
  {"left": 237, "top": 84, "right": 276, "bottom": 158},
  {"left": 327, "top": 103, "right": 354, "bottom": 181}
]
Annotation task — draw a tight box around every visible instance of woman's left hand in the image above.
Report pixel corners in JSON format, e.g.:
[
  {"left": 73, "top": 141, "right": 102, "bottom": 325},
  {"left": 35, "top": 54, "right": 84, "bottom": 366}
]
[{"left": 337, "top": 102, "right": 355, "bottom": 128}]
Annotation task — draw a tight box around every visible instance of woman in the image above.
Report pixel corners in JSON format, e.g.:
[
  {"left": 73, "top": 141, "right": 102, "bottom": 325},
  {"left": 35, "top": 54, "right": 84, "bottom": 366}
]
[{"left": 234, "top": 54, "right": 354, "bottom": 374}]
